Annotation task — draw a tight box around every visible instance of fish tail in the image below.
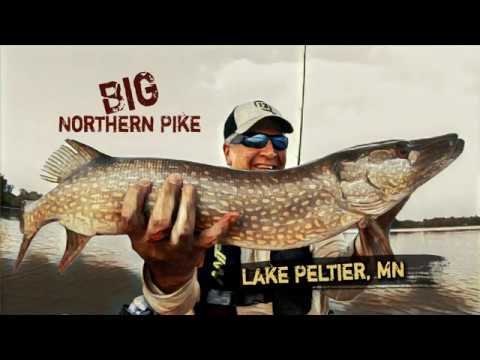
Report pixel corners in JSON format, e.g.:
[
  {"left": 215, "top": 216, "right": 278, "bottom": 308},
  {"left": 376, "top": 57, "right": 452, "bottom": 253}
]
[
  {"left": 14, "top": 234, "right": 33, "bottom": 272},
  {"left": 15, "top": 199, "right": 47, "bottom": 271}
]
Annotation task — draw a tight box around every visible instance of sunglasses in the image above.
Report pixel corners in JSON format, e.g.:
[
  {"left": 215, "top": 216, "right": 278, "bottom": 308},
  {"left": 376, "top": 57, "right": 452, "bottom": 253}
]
[{"left": 227, "top": 132, "right": 289, "bottom": 151}]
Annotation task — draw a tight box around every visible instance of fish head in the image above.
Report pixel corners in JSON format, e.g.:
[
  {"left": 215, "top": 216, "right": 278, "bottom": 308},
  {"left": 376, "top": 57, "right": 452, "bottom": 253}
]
[{"left": 333, "top": 133, "right": 464, "bottom": 216}]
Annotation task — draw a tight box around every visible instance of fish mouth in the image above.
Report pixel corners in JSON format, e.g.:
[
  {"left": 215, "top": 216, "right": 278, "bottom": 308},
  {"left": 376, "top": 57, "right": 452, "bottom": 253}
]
[
  {"left": 408, "top": 133, "right": 464, "bottom": 165},
  {"left": 405, "top": 133, "right": 464, "bottom": 189}
]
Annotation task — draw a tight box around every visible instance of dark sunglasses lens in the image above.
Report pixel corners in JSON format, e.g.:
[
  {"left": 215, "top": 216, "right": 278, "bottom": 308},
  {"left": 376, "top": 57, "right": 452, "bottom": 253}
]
[
  {"left": 271, "top": 136, "right": 288, "bottom": 150},
  {"left": 243, "top": 134, "right": 269, "bottom": 148}
]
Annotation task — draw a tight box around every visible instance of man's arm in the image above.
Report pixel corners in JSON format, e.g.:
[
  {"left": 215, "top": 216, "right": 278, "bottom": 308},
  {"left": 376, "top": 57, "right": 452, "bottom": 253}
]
[
  {"left": 310, "top": 233, "right": 363, "bottom": 302},
  {"left": 142, "top": 264, "right": 200, "bottom": 315},
  {"left": 120, "top": 175, "right": 239, "bottom": 315}
]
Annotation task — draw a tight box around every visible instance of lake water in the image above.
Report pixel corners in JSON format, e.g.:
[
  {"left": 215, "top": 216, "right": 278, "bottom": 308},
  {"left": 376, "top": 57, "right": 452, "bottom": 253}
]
[{"left": 1, "top": 215, "right": 479, "bottom": 315}]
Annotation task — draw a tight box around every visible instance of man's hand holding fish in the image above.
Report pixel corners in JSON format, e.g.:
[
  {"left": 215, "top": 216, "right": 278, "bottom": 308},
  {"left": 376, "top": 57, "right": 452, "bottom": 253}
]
[{"left": 121, "top": 174, "right": 239, "bottom": 294}]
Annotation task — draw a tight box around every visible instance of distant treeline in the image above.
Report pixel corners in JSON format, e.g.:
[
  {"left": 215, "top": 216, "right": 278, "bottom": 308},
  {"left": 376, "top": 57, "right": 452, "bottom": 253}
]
[
  {"left": 0, "top": 174, "right": 42, "bottom": 208},
  {"left": 392, "top": 216, "right": 480, "bottom": 228}
]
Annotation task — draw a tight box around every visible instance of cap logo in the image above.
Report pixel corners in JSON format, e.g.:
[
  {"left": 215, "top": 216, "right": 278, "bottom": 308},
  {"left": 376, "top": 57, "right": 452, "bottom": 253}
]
[{"left": 254, "top": 100, "right": 274, "bottom": 113}]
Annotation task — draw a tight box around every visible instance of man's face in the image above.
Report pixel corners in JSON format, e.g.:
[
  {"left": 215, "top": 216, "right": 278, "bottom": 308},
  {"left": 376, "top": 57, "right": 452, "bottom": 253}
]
[{"left": 223, "top": 124, "right": 287, "bottom": 171}]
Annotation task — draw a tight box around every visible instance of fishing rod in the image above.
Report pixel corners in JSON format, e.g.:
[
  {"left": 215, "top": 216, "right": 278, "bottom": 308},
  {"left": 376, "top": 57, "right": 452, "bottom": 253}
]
[{"left": 297, "top": 45, "right": 307, "bottom": 166}]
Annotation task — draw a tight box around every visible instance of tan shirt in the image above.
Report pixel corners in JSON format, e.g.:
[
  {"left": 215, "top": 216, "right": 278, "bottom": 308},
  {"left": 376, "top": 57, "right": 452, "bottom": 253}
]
[{"left": 142, "top": 233, "right": 363, "bottom": 315}]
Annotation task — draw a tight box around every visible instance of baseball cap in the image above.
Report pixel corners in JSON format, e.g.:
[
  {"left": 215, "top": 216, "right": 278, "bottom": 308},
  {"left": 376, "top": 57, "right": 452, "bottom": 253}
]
[{"left": 223, "top": 100, "right": 294, "bottom": 141}]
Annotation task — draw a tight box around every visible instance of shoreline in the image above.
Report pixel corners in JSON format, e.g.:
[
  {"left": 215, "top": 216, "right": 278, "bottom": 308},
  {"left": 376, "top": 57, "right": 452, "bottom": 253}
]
[
  {"left": 392, "top": 226, "right": 480, "bottom": 233},
  {"left": 345, "top": 225, "right": 480, "bottom": 233}
]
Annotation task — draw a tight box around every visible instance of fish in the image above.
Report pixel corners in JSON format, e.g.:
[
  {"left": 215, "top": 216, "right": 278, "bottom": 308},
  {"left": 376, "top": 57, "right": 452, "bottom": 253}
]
[{"left": 15, "top": 133, "right": 464, "bottom": 272}]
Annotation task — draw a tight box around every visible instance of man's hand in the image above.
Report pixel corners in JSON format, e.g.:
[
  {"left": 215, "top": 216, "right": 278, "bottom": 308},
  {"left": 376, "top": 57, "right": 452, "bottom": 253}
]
[
  {"left": 120, "top": 174, "right": 239, "bottom": 294},
  {"left": 354, "top": 196, "right": 410, "bottom": 256}
]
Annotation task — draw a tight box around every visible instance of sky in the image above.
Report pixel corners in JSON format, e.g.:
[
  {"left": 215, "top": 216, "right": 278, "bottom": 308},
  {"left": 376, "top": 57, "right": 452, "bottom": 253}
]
[
  {"left": 1, "top": 45, "right": 478, "bottom": 220},
  {"left": 302, "top": 46, "right": 479, "bottom": 220}
]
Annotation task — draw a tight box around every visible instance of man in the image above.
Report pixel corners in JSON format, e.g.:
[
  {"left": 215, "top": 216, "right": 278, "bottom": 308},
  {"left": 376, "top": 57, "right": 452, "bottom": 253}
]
[{"left": 120, "top": 100, "right": 407, "bottom": 315}]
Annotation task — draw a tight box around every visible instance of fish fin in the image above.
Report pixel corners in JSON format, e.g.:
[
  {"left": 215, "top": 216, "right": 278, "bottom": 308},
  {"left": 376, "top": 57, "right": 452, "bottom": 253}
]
[
  {"left": 357, "top": 218, "right": 393, "bottom": 256},
  {"left": 348, "top": 199, "right": 393, "bottom": 217},
  {"left": 367, "top": 219, "right": 394, "bottom": 255},
  {"left": 58, "top": 230, "right": 92, "bottom": 273},
  {"left": 40, "top": 139, "right": 110, "bottom": 183},
  {"left": 65, "top": 139, "right": 109, "bottom": 160}
]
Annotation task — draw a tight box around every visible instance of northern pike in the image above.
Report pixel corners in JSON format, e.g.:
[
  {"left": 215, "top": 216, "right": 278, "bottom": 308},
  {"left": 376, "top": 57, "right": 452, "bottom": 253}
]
[{"left": 16, "top": 133, "right": 464, "bottom": 271}]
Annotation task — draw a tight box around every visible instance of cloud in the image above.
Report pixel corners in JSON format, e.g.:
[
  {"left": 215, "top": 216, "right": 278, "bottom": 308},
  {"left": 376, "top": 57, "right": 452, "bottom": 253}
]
[
  {"left": 302, "top": 46, "right": 479, "bottom": 219},
  {"left": 0, "top": 46, "right": 305, "bottom": 194}
]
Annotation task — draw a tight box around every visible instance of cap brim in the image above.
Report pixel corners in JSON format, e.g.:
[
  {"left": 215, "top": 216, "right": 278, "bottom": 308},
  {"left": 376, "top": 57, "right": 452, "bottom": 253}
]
[{"left": 236, "top": 115, "right": 294, "bottom": 134}]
